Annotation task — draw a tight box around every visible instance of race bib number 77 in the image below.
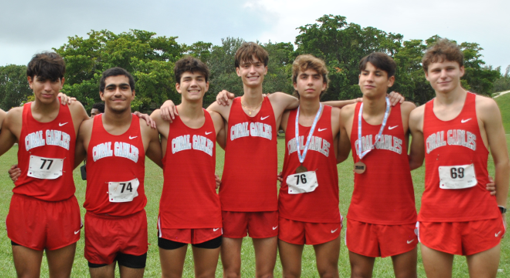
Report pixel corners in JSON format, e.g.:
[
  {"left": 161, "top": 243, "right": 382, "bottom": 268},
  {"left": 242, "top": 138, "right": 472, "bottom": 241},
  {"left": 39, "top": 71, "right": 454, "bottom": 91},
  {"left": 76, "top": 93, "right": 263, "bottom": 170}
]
[
  {"left": 438, "top": 164, "right": 477, "bottom": 190},
  {"left": 28, "top": 155, "right": 64, "bottom": 180}
]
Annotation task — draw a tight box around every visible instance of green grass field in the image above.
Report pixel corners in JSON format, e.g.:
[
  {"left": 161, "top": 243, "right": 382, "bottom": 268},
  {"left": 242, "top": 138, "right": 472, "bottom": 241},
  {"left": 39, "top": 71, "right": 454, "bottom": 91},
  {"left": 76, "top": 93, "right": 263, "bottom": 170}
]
[
  {"left": 495, "top": 93, "right": 510, "bottom": 134},
  {"left": 0, "top": 134, "right": 509, "bottom": 277}
]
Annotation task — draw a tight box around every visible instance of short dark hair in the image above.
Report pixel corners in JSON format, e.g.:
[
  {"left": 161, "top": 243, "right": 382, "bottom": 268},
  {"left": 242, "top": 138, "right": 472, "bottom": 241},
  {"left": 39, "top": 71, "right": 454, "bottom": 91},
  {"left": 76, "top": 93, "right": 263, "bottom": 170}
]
[
  {"left": 359, "top": 52, "right": 396, "bottom": 77},
  {"left": 235, "top": 42, "right": 269, "bottom": 68},
  {"left": 174, "top": 56, "right": 209, "bottom": 84},
  {"left": 100, "top": 67, "right": 135, "bottom": 93},
  {"left": 422, "top": 39, "right": 464, "bottom": 72},
  {"left": 26, "top": 52, "right": 66, "bottom": 82},
  {"left": 91, "top": 102, "right": 105, "bottom": 113}
]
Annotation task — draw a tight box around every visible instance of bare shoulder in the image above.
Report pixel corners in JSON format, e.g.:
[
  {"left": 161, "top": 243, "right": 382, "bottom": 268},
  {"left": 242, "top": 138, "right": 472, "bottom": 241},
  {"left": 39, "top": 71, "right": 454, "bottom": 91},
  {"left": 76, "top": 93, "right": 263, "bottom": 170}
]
[
  {"left": 268, "top": 92, "right": 298, "bottom": 107},
  {"left": 401, "top": 101, "right": 417, "bottom": 113},
  {"left": 339, "top": 103, "right": 356, "bottom": 118},
  {"left": 475, "top": 94, "right": 499, "bottom": 113},
  {"left": 207, "top": 100, "right": 232, "bottom": 118},
  {"left": 409, "top": 104, "right": 425, "bottom": 119},
  {"left": 331, "top": 107, "right": 341, "bottom": 121},
  {"left": 139, "top": 117, "right": 158, "bottom": 136},
  {"left": 409, "top": 104, "right": 425, "bottom": 130},
  {"left": 5, "top": 106, "right": 23, "bottom": 124}
]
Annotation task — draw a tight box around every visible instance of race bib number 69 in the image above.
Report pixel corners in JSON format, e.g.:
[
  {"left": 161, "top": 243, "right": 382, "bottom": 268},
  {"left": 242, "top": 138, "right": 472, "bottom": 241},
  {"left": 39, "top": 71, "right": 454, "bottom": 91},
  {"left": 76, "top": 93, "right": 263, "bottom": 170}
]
[
  {"left": 438, "top": 164, "right": 477, "bottom": 190},
  {"left": 28, "top": 155, "right": 64, "bottom": 180}
]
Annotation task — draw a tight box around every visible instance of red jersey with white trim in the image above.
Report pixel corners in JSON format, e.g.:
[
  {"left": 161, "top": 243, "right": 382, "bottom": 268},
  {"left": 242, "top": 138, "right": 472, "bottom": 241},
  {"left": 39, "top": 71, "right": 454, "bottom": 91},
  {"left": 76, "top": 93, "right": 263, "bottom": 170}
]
[
  {"left": 279, "top": 106, "right": 340, "bottom": 223},
  {"left": 14, "top": 102, "right": 76, "bottom": 201},
  {"left": 419, "top": 92, "right": 500, "bottom": 222},
  {"left": 159, "top": 110, "right": 222, "bottom": 229},
  {"left": 84, "top": 114, "right": 146, "bottom": 216},
  {"left": 220, "top": 96, "right": 278, "bottom": 212},
  {"left": 348, "top": 102, "right": 416, "bottom": 225}
]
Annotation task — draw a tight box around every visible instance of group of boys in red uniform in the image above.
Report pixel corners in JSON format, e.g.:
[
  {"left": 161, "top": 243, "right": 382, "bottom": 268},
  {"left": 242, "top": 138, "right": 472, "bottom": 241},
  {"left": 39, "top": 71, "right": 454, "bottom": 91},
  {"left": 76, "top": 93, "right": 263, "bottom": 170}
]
[{"left": 0, "top": 38, "right": 508, "bottom": 278}]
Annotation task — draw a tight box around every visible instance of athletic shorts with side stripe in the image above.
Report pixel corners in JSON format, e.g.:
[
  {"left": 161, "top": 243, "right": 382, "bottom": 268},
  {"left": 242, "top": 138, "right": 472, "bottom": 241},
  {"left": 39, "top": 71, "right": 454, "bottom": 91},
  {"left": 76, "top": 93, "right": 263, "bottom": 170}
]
[
  {"left": 6, "top": 194, "right": 81, "bottom": 251},
  {"left": 222, "top": 211, "right": 278, "bottom": 239},
  {"left": 278, "top": 217, "right": 342, "bottom": 245},
  {"left": 417, "top": 217, "right": 505, "bottom": 256},
  {"left": 85, "top": 210, "right": 148, "bottom": 265},
  {"left": 346, "top": 219, "right": 417, "bottom": 258}
]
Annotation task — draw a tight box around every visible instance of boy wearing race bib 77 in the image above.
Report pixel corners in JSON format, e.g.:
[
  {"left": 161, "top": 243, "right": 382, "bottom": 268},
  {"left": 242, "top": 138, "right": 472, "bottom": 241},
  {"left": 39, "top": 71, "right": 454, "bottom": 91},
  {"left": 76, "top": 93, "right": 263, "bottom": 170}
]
[
  {"left": 409, "top": 39, "right": 509, "bottom": 278},
  {"left": 0, "top": 52, "right": 89, "bottom": 277}
]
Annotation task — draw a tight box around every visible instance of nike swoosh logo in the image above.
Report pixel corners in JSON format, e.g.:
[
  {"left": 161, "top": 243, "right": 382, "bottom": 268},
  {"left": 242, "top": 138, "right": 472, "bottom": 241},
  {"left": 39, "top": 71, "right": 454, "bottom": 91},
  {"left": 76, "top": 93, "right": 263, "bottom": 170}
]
[
  {"left": 213, "top": 228, "right": 220, "bottom": 232},
  {"left": 461, "top": 118, "right": 472, "bottom": 123},
  {"left": 388, "top": 125, "right": 398, "bottom": 130},
  {"left": 74, "top": 230, "right": 80, "bottom": 235},
  {"left": 495, "top": 231, "right": 502, "bottom": 237},
  {"left": 261, "top": 116, "right": 269, "bottom": 120},
  {"left": 331, "top": 228, "right": 338, "bottom": 233},
  {"left": 318, "top": 128, "right": 327, "bottom": 132},
  {"left": 59, "top": 122, "right": 68, "bottom": 127},
  {"left": 129, "top": 136, "right": 137, "bottom": 139},
  {"left": 407, "top": 239, "right": 415, "bottom": 244},
  {"left": 205, "top": 131, "right": 212, "bottom": 135},
  {"left": 272, "top": 226, "right": 278, "bottom": 230}
]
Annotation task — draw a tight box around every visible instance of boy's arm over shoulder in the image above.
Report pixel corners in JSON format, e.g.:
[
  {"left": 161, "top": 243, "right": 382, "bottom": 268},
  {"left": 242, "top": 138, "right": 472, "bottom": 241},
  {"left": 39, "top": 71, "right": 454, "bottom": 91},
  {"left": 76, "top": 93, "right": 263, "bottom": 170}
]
[
  {"left": 0, "top": 107, "right": 23, "bottom": 156},
  {"left": 268, "top": 92, "right": 299, "bottom": 114},
  {"left": 140, "top": 117, "right": 163, "bottom": 169},
  {"left": 209, "top": 111, "right": 226, "bottom": 149},
  {"left": 68, "top": 101, "right": 90, "bottom": 135},
  {"left": 477, "top": 96, "right": 510, "bottom": 207},
  {"left": 336, "top": 104, "right": 355, "bottom": 163},
  {"left": 0, "top": 109, "right": 6, "bottom": 130},
  {"left": 400, "top": 101, "right": 417, "bottom": 132},
  {"left": 207, "top": 100, "right": 232, "bottom": 122},
  {"left": 408, "top": 105, "right": 425, "bottom": 170},
  {"left": 74, "top": 117, "right": 93, "bottom": 168}
]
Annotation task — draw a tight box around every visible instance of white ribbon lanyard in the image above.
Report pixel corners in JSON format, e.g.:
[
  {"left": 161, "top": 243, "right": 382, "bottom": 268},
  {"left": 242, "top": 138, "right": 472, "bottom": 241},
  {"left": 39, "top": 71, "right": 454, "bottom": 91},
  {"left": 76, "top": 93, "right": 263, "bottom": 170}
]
[
  {"left": 295, "top": 104, "right": 323, "bottom": 165},
  {"left": 357, "top": 98, "right": 390, "bottom": 159},
  {"left": 287, "top": 104, "right": 323, "bottom": 194}
]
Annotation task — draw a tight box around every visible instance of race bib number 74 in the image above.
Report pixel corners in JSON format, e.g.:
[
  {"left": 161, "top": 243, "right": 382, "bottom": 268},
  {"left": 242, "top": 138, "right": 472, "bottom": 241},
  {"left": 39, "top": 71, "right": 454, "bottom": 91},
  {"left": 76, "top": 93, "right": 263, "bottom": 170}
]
[
  {"left": 108, "top": 178, "right": 140, "bottom": 203},
  {"left": 28, "top": 155, "right": 64, "bottom": 180},
  {"left": 438, "top": 164, "right": 477, "bottom": 190}
]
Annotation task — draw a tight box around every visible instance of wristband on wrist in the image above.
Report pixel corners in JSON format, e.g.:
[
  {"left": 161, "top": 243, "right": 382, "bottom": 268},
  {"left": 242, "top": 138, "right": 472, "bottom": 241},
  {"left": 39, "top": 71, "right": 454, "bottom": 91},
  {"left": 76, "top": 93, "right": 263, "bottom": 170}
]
[{"left": 498, "top": 205, "right": 507, "bottom": 214}]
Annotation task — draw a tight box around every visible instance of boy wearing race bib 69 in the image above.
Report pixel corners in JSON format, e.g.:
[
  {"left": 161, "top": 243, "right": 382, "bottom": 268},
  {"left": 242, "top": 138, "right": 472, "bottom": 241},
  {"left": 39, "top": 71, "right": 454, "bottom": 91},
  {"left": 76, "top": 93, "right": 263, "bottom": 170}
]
[
  {"left": 409, "top": 39, "right": 509, "bottom": 278},
  {"left": 0, "top": 52, "right": 89, "bottom": 277}
]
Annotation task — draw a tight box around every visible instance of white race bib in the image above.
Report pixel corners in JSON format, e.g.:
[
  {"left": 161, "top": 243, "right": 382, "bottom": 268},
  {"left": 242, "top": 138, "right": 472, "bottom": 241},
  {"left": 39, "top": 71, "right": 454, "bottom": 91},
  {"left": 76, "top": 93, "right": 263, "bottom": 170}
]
[
  {"left": 108, "top": 178, "right": 140, "bottom": 203},
  {"left": 28, "top": 155, "right": 64, "bottom": 180},
  {"left": 438, "top": 164, "right": 477, "bottom": 189},
  {"left": 286, "top": 171, "right": 319, "bottom": 194}
]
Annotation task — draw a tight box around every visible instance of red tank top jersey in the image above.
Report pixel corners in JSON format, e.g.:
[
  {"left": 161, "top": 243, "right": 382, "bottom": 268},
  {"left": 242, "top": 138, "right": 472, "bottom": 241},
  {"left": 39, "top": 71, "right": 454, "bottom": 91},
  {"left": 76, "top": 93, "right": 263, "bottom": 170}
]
[
  {"left": 14, "top": 102, "right": 76, "bottom": 201},
  {"left": 220, "top": 96, "right": 278, "bottom": 212},
  {"left": 159, "top": 110, "right": 222, "bottom": 229},
  {"left": 348, "top": 102, "right": 416, "bottom": 225},
  {"left": 419, "top": 92, "right": 500, "bottom": 222},
  {"left": 279, "top": 106, "right": 340, "bottom": 223},
  {"left": 84, "top": 114, "right": 146, "bottom": 216}
]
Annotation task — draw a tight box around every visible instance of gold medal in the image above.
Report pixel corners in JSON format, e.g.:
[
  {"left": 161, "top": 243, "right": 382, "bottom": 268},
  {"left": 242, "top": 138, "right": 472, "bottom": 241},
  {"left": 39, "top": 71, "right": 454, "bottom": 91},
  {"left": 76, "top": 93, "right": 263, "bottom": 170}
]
[
  {"left": 354, "top": 161, "right": 366, "bottom": 174},
  {"left": 295, "top": 165, "right": 308, "bottom": 173}
]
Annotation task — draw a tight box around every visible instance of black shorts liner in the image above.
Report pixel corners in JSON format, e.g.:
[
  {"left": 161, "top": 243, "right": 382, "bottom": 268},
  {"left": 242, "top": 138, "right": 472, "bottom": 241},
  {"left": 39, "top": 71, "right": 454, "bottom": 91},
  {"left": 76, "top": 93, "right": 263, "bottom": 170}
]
[
  {"left": 158, "top": 235, "right": 222, "bottom": 250},
  {"left": 88, "top": 252, "right": 147, "bottom": 269}
]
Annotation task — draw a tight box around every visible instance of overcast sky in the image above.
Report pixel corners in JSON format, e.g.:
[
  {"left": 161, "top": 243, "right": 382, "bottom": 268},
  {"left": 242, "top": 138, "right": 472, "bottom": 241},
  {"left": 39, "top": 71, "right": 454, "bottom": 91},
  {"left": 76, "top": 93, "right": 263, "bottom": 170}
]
[{"left": 1, "top": 0, "right": 508, "bottom": 74}]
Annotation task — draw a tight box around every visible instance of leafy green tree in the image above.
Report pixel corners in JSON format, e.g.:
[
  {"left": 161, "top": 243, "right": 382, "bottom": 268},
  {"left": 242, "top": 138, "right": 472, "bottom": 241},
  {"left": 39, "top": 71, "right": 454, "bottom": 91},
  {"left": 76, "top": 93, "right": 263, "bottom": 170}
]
[
  {"left": 493, "top": 65, "right": 510, "bottom": 93},
  {"left": 0, "top": 65, "right": 32, "bottom": 110},
  {"left": 55, "top": 29, "right": 183, "bottom": 112}
]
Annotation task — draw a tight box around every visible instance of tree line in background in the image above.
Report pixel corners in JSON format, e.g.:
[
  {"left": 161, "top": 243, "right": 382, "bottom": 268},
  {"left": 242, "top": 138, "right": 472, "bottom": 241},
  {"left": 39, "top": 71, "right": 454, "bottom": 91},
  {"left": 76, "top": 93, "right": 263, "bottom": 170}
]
[{"left": 1, "top": 14, "right": 508, "bottom": 112}]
